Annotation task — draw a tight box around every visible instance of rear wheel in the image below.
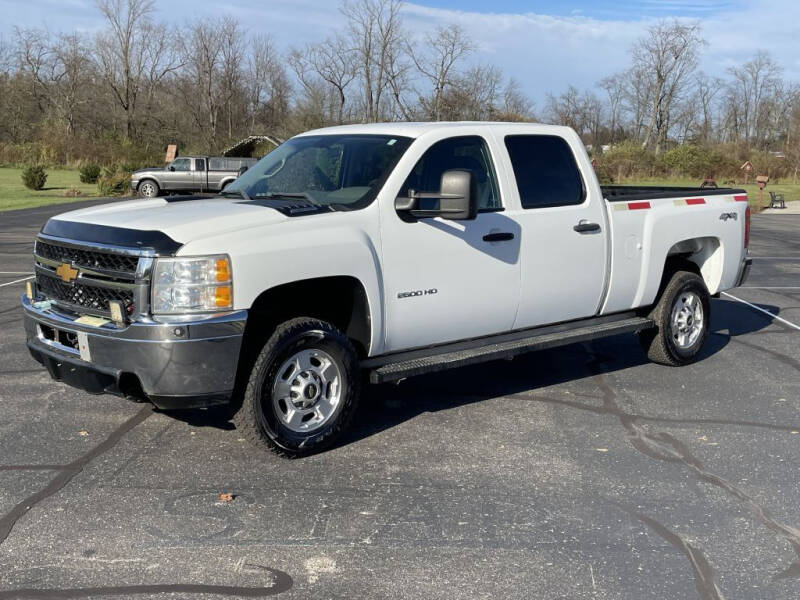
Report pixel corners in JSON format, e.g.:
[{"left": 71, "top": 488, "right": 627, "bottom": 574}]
[
  {"left": 138, "top": 179, "right": 160, "bottom": 198},
  {"left": 639, "top": 271, "right": 711, "bottom": 366},
  {"left": 233, "top": 317, "right": 361, "bottom": 457}
]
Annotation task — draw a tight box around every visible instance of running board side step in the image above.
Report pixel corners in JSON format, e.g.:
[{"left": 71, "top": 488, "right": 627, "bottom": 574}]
[{"left": 366, "top": 316, "right": 655, "bottom": 384}]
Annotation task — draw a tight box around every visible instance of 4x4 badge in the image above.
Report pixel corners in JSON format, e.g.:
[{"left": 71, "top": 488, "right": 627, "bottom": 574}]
[{"left": 55, "top": 263, "right": 79, "bottom": 283}]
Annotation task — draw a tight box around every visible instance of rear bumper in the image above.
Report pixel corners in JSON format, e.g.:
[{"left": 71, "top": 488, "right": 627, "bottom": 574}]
[
  {"left": 22, "top": 294, "right": 246, "bottom": 409},
  {"left": 735, "top": 257, "right": 753, "bottom": 287}
]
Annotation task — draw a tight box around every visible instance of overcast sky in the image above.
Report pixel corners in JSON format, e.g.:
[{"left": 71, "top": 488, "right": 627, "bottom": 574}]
[{"left": 2, "top": 0, "right": 798, "bottom": 105}]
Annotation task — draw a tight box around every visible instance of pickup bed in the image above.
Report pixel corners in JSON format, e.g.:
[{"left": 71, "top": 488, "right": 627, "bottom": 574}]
[{"left": 22, "top": 122, "right": 751, "bottom": 456}]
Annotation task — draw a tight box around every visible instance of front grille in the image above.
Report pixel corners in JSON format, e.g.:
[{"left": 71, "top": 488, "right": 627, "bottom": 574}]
[
  {"left": 37, "top": 274, "right": 135, "bottom": 315},
  {"left": 35, "top": 240, "right": 139, "bottom": 275},
  {"left": 33, "top": 237, "right": 146, "bottom": 318}
]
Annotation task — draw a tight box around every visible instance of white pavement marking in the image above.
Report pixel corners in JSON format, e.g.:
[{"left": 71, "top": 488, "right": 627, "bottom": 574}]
[
  {"left": 721, "top": 291, "right": 800, "bottom": 332},
  {"left": 0, "top": 276, "right": 34, "bottom": 288}
]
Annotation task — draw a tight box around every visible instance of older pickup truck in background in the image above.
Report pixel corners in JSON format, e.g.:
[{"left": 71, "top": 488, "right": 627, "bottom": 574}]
[
  {"left": 131, "top": 155, "right": 258, "bottom": 197},
  {"left": 23, "top": 122, "right": 751, "bottom": 457}
]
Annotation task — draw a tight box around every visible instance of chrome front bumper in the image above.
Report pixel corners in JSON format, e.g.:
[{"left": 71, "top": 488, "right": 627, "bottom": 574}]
[{"left": 22, "top": 294, "right": 247, "bottom": 409}]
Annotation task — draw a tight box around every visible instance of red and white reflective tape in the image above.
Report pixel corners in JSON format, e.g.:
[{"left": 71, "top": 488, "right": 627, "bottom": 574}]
[
  {"left": 730, "top": 194, "right": 748, "bottom": 202},
  {"left": 673, "top": 197, "right": 706, "bottom": 206},
  {"left": 612, "top": 201, "right": 651, "bottom": 211}
]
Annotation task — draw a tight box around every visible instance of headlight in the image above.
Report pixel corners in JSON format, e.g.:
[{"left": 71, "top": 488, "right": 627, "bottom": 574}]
[{"left": 151, "top": 255, "right": 233, "bottom": 314}]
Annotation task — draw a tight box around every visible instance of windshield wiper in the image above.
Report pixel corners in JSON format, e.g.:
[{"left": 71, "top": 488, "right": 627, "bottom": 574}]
[
  {"left": 220, "top": 188, "right": 251, "bottom": 200},
  {"left": 262, "top": 191, "right": 318, "bottom": 204}
]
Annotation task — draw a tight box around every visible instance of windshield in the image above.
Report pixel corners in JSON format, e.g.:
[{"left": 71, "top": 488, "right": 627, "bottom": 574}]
[{"left": 224, "top": 134, "right": 413, "bottom": 210}]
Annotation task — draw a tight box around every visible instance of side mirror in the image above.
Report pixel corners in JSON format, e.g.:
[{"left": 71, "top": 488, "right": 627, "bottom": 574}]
[
  {"left": 395, "top": 169, "right": 478, "bottom": 220},
  {"left": 169, "top": 166, "right": 175, "bottom": 171}
]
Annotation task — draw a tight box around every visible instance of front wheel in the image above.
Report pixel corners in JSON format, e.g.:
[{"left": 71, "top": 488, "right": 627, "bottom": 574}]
[
  {"left": 233, "top": 318, "right": 361, "bottom": 457},
  {"left": 639, "top": 271, "right": 711, "bottom": 366},
  {"left": 138, "top": 179, "right": 160, "bottom": 198}
]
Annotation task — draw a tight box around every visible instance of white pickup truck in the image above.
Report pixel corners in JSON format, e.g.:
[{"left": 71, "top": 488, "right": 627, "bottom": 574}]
[{"left": 23, "top": 122, "right": 752, "bottom": 456}]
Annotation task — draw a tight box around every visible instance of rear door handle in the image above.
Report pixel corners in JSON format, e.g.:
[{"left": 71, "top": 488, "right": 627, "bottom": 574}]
[
  {"left": 483, "top": 232, "right": 515, "bottom": 242},
  {"left": 573, "top": 221, "right": 601, "bottom": 233}
]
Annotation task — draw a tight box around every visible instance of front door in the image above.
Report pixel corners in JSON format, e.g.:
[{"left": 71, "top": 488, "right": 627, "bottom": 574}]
[
  {"left": 162, "top": 157, "right": 193, "bottom": 191},
  {"left": 379, "top": 134, "right": 521, "bottom": 352}
]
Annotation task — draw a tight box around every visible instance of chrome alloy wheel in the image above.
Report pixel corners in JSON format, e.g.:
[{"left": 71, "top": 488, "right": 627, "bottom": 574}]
[
  {"left": 139, "top": 181, "right": 157, "bottom": 197},
  {"left": 670, "top": 291, "right": 704, "bottom": 349},
  {"left": 271, "top": 349, "right": 342, "bottom": 433}
]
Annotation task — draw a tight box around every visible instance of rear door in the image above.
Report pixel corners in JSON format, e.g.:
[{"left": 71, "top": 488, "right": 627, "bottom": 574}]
[
  {"left": 496, "top": 131, "right": 608, "bottom": 329},
  {"left": 192, "top": 158, "right": 207, "bottom": 192}
]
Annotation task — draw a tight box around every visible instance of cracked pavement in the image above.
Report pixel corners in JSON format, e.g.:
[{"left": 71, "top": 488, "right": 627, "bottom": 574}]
[{"left": 0, "top": 200, "right": 798, "bottom": 599}]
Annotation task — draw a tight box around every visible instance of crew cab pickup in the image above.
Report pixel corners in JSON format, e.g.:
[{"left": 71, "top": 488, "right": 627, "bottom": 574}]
[
  {"left": 131, "top": 155, "right": 257, "bottom": 198},
  {"left": 23, "top": 122, "right": 752, "bottom": 456}
]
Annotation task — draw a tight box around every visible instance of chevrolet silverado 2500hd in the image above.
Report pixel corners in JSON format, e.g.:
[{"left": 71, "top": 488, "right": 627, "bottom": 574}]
[{"left": 23, "top": 122, "right": 752, "bottom": 456}]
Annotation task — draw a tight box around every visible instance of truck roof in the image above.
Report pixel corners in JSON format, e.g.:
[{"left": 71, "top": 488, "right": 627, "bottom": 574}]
[{"left": 297, "top": 121, "right": 573, "bottom": 139}]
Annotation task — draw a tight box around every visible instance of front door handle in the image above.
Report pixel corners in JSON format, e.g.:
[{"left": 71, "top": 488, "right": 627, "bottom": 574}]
[
  {"left": 483, "top": 232, "right": 515, "bottom": 242},
  {"left": 573, "top": 221, "right": 601, "bottom": 233}
]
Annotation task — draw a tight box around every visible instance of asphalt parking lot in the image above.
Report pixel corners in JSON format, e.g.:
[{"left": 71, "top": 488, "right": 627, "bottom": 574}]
[{"left": 0, "top": 201, "right": 798, "bottom": 599}]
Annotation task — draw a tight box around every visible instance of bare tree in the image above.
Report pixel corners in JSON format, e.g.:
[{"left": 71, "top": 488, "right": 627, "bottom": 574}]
[
  {"left": 290, "top": 36, "right": 356, "bottom": 124},
  {"left": 410, "top": 24, "right": 474, "bottom": 121},
  {"left": 500, "top": 78, "right": 534, "bottom": 121},
  {"left": 439, "top": 64, "right": 502, "bottom": 121},
  {"left": 599, "top": 73, "right": 625, "bottom": 142},
  {"left": 341, "top": 0, "right": 405, "bottom": 122},
  {"left": 50, "top": 34, "right": 95, "bottom": 137},
  {"left": 13, "top": 27, "right": 53, "bottom": 115},
  {"left": 727, "top": 50, "right": 783, "bottom": 148},
  {"left": 633, "top": 20, "right": 704, "bottom": 154},
  {"left": 94, "top": 0, "right": 157, "bottom": 139},
  {"left": 248, "top": 34, "right": 291, "bottom": 132}
]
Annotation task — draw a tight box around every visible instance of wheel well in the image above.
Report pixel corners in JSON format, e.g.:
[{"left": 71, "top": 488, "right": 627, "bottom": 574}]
[
  {"left": 137, "top": 178, "right": 158, "bottom": 190},
  {"left": 243, "top": 275, "right": 370, "bottom": 355},
  {"left": 663, "top": 237, "right": 721, "bottom": 290},
  {"left": 231, "top": 277, "right": 370, "bottom": 403}
]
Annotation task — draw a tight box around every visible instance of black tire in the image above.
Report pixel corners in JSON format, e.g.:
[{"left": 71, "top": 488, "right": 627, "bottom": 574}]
[
  {"left": 639, "top": 271, "right": 711, "bottom": 366},
  {"left": 232, "top": 317, "right": 361, "bottom": 457},
  {"left": 138, "top": 179, "right": 160, "bottom": 198}
]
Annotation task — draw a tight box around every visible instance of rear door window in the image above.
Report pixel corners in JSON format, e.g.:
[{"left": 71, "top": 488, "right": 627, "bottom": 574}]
[{"left": 504, "top": 135, "right": 585, "bottom": 209}]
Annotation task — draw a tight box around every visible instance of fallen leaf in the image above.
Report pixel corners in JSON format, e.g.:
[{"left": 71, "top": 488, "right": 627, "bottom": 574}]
[
  {"left": 595, "top": 448, "right": 609, "bottom": 453},
  {"left": 78, "top": 430, "right": 89, "bottom": 437},
  {"left": 698, "top": 435, "right": 708, "bottom": 441},
  {"left": 218, "top": 493, "right": 235, "bottom": 503}
]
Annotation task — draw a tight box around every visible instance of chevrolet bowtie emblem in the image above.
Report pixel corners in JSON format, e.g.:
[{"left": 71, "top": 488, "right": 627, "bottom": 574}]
[{"left": 55, "top": 263, "right": 79, "bottom": 283}]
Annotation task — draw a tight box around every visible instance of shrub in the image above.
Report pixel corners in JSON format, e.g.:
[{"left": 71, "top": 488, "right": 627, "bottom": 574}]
[
  {"left": 599, "top": 141, "right": 655, "bottom": 180},
  {"left": 97, "top": 172, "right": 132, "bottom": 197},
  {"left": 593, "top": 162, "right": 614, "bottom": 184},
  {"left": 62, "top": 187, "right": 83, "bottom": 198},
  {"left": 79, "top": 163, "right": 102, "bottom": 184},
  {"left": 119, "top": 161, "right": 147, "bottom": 173},
  {"left": 21, "top": 165, "right": 48, "bottom": 190}
]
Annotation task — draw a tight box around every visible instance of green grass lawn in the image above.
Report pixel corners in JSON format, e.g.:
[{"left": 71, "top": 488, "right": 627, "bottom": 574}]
[
  {"left": 622, "top": 177, "right": 800, "bottom": 211},
  {"left": 0, "top": 167, "right": 102, "bottom": 212}
]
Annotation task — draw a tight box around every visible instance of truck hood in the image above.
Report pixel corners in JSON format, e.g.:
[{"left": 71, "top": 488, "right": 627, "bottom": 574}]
[{"left": 45, "top": 197, "right": 288, "bottom": 247}]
